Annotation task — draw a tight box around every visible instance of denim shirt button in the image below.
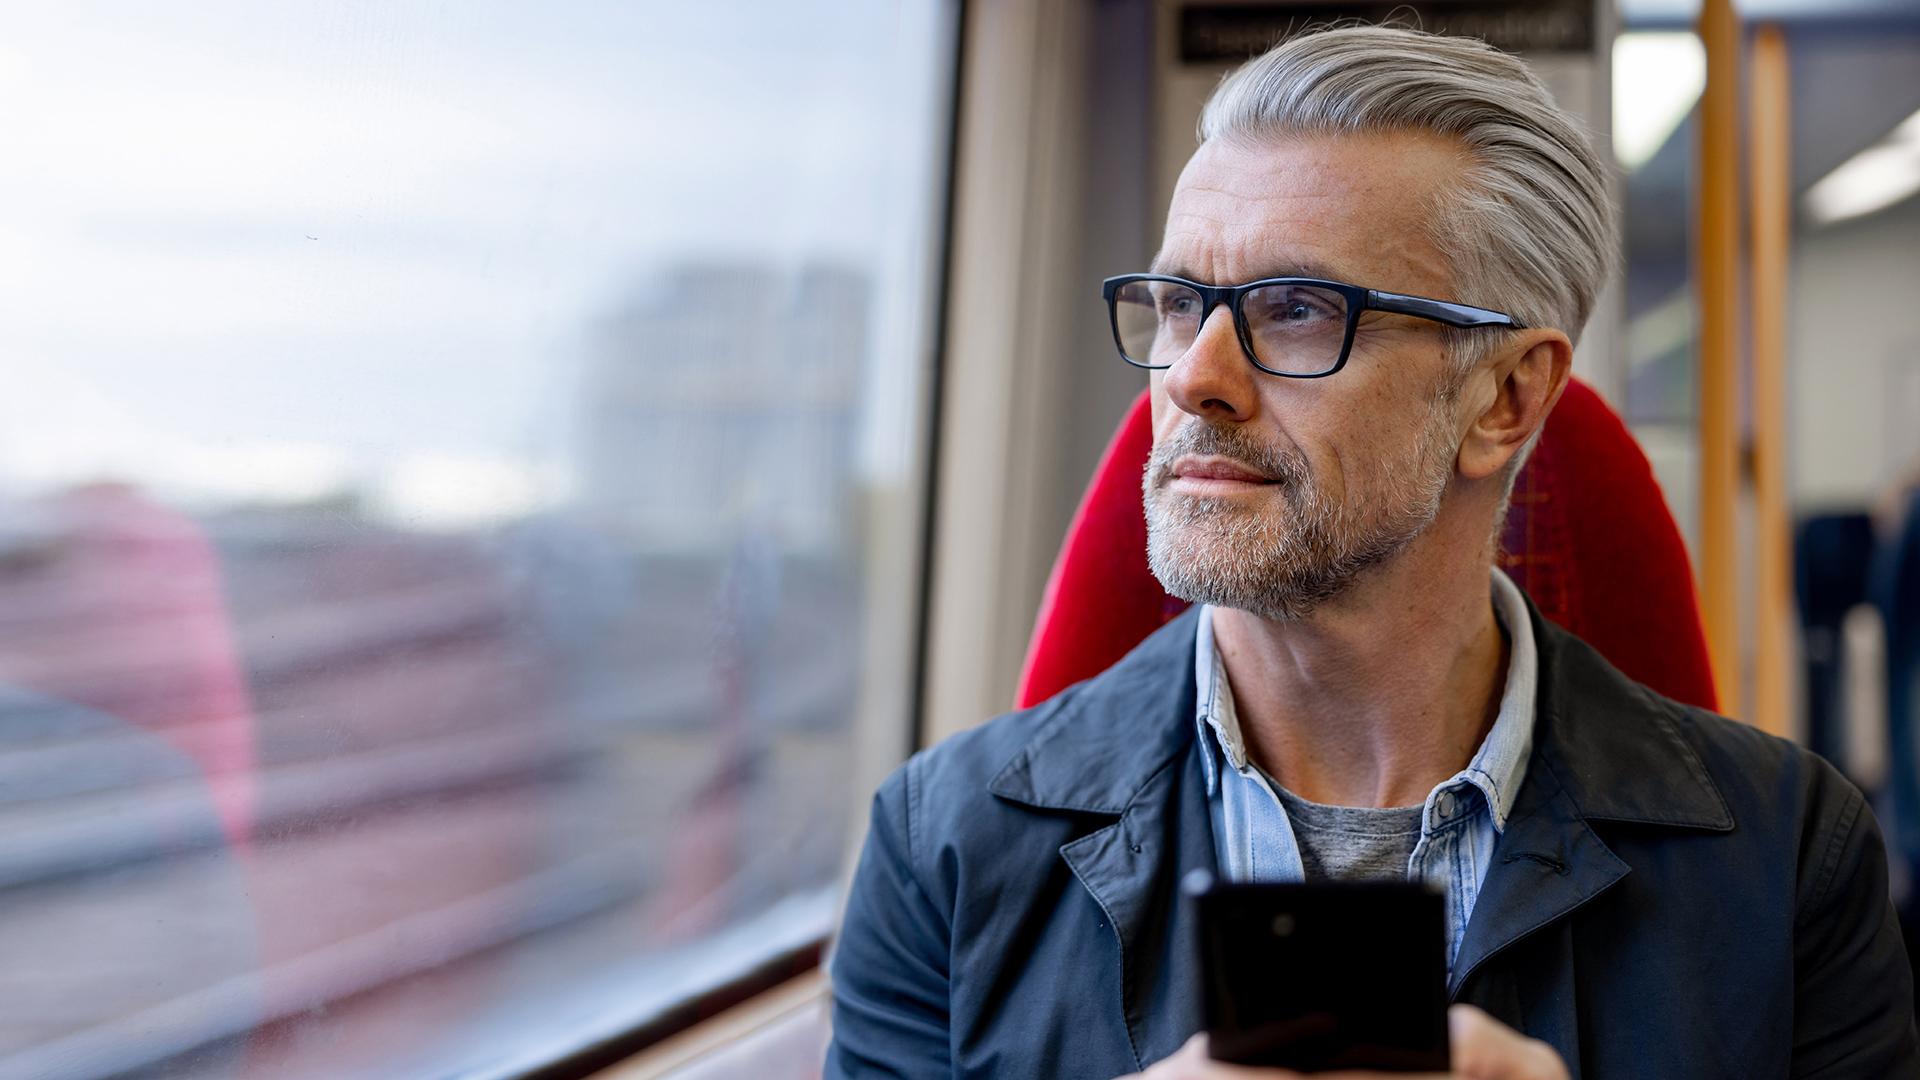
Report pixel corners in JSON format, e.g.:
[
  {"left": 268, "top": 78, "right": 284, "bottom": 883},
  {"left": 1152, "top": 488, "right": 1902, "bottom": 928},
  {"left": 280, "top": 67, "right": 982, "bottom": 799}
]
[{"left": 1436, "top": 790, "right": 1457, "bottom": 819}]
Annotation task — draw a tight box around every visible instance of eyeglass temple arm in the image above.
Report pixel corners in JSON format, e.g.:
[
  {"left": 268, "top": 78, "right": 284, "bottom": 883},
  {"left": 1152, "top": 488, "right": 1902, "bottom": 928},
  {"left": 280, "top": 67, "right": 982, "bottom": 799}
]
[{"left": 1366, "top": 289, "right": 1524, "bottom": 329}]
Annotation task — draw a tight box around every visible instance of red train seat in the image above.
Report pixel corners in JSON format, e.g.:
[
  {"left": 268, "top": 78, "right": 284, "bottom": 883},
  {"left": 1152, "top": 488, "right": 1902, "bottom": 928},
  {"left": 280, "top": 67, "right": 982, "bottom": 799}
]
[{"left": 1014, "top": 379, "right": 1718, "bottom": 713}]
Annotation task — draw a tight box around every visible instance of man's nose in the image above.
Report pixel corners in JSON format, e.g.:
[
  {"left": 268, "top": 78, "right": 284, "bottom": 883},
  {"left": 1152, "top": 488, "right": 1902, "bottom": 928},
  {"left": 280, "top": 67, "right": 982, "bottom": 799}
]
[{"left": 1162, "top": 304, "right": 1258, "bottom": 423}]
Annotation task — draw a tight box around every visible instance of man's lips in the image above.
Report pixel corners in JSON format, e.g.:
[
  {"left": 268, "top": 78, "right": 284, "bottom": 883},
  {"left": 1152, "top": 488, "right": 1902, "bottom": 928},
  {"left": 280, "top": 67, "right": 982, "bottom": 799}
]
[{"left": 1169, "top": 455, "right": 1276, "bottom": 484}]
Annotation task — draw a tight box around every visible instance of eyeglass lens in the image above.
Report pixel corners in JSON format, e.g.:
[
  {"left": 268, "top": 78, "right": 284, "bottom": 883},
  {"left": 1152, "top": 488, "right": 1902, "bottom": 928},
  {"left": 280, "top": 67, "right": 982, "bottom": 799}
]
[{"left": 1111, "top": 280, "right": 1350, "bottom": 375}]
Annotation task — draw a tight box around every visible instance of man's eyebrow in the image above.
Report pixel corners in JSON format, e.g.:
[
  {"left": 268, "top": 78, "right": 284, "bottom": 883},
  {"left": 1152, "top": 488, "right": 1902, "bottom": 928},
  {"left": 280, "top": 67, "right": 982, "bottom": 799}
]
[{"left": 1142, "top": 256, "right": 1359, "bottom": 284}]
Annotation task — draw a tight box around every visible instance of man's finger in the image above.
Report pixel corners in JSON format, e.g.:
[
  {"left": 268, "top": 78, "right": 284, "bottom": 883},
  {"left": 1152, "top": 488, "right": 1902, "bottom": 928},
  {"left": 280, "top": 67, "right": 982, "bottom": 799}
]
[{"left": 1447, "top": 1005, "right": 1569, "bottom": 1080}]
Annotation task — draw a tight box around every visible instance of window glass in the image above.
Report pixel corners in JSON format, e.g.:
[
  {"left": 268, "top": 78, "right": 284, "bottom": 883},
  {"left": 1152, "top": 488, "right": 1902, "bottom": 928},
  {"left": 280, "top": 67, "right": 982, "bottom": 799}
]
[{"left": 0, "top": 3, "right": 952, "bottom": 1076}]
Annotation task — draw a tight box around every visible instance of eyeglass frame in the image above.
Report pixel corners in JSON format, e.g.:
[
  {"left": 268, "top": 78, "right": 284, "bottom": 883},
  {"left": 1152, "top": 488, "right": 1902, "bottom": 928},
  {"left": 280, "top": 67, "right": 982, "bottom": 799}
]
[{"left": 1100, "top": 273, "right": 1526, "bottom": 379}]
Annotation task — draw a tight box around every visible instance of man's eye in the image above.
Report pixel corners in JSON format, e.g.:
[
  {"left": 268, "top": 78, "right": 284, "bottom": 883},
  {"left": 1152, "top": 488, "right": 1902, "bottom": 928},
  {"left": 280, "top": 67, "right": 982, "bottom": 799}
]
[{"left": 1260, "top": 291, "right": 1337, "bottom": 323}]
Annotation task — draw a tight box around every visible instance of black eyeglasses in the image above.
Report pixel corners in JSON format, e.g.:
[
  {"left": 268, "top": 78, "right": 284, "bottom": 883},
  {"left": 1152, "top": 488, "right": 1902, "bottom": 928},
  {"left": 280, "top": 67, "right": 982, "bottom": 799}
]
[{"left": 1101, "top": 273, "right": 1524, "bottom": 378}]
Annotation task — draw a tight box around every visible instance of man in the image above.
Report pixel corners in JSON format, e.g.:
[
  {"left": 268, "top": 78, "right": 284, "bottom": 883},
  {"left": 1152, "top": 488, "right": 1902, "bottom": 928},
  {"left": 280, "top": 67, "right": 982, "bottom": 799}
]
[{"left": 825, "top": 25, "right": 1918, "bottom": 1079}]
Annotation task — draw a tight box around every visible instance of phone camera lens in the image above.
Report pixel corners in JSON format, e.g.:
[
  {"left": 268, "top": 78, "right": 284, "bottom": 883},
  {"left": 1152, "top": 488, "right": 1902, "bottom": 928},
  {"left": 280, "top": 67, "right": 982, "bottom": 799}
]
[{"left": 1271, "top": 914, "right": 1295, "bottom": 936}]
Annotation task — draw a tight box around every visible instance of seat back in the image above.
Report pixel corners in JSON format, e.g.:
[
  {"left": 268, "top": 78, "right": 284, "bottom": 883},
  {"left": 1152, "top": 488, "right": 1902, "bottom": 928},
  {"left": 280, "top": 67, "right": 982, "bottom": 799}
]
[{"left": 1014, "top": 379, "right": 1717, "bottom": 712}]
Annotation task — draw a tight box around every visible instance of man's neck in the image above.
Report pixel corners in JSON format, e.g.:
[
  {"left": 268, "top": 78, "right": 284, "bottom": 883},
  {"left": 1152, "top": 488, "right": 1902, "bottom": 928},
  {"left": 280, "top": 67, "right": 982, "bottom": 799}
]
[{"left": 1209, "top": 528, "right": 1509, "bottom": 809}]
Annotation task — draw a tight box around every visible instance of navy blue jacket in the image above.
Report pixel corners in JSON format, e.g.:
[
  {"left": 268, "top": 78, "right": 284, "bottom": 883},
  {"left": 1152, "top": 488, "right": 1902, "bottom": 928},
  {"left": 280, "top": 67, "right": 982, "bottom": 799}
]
[{"left": 826, "top": 601, "right": 1919, "bottom": 1078}]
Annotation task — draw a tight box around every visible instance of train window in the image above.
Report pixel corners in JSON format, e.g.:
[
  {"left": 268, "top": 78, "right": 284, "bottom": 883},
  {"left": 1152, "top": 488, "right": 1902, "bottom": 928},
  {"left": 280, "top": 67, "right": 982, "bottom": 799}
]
[{"left": 0, "top": 3, "right": 954, "bottom": 1076}]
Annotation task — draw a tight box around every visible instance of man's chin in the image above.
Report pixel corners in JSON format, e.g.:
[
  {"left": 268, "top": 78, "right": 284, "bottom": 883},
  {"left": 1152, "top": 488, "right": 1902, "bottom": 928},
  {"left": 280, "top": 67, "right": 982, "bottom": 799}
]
[
  {"left": 1147, "top": 487, "right": 1284, "bottom": 525},
  {"left": 1147, "top": 566, "right": 1327, "bottom": 623},
  {"left": 1144, "top": 524, "right": 1366, "bottom": 622}
]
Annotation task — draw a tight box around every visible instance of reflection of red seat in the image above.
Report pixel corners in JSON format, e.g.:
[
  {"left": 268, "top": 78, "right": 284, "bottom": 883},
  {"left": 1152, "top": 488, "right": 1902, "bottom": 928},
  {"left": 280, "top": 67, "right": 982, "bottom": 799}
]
[
  {"left": 1015, "top": 379, "right": 1718, "bottom": 713},
  {"left": 0, "top": 485, "right": 258, "bottom": 844}
]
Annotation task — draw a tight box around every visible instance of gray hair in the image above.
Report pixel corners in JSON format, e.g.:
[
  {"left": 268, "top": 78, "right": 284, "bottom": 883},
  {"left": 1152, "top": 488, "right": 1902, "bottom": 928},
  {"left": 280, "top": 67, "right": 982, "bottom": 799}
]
[{"left": 1199, "top": 25, "right": 1616, "bottom": 364}]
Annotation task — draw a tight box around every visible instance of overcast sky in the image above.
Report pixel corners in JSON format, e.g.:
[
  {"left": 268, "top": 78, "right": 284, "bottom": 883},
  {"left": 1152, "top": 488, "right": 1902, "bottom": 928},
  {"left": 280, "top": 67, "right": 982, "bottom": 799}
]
[{"left": 0, "top": 2, "right": 950, "bottom": 523}]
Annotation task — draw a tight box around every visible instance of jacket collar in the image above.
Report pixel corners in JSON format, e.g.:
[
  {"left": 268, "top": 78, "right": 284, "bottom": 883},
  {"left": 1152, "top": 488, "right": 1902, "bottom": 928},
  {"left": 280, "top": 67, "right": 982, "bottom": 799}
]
[
  {"left": 988, "top": 591, "right": 1732, "bottom": 833},
  {"left": 1447, "top": 594, "right": 1731, "bottom": 1006},
  {"left": 988, "top": 605, "right": 1203, "bottom": 814},
  {"left": 1524, "top": 597, "right": 1734, "bottom": 832}
]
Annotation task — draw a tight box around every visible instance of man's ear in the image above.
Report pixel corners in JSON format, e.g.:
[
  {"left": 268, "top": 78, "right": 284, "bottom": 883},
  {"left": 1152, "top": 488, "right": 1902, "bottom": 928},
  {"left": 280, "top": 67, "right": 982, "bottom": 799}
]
[{"left": 1458, "top": 330, "right": 1572, "bottom": 482}]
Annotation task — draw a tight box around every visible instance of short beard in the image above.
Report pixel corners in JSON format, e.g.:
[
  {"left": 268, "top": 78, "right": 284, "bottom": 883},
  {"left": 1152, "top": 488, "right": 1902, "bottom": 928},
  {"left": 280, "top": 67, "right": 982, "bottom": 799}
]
[{"left": 1142, "top": 378, "right": 1463, "bottom": 621}]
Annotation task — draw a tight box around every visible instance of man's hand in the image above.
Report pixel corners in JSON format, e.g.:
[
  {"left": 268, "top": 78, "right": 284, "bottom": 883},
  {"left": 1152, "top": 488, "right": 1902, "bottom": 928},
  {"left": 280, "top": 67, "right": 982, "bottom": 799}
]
[{"left": 1121, "top": 1005, "right": 1569, "bottom": 1080}]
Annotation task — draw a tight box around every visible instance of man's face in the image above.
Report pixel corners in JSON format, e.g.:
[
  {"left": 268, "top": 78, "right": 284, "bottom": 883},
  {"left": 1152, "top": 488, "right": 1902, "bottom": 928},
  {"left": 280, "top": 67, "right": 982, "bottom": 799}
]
[{"left": 1143, "top": 132, "right": 1477, "bottom": 620}]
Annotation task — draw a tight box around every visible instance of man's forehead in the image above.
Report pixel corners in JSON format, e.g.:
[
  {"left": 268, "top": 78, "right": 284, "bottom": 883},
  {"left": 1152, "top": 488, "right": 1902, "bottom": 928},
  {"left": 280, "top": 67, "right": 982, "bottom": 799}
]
[{"left": 1153, "top": 133, "right": 1459, "bottom": 290}]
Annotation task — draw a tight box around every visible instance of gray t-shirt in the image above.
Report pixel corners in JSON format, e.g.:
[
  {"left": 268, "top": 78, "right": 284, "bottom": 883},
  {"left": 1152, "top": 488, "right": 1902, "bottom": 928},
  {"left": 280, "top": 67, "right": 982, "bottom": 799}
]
[{"left": 1273, "top": 784, "right": 1423, "bottom": 881}]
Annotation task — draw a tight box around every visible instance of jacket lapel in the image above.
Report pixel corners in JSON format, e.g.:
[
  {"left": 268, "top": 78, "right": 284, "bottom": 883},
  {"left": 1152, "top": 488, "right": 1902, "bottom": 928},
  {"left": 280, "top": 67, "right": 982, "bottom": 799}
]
[
  {"left": 991, "top": 607, "right": 1212, "bottom": 1071},
  {"left": 1450, "top": 600, "right": 1737, "bottom": 1065},
  {"left": 1448, "top": 746, "right": 1630, "bottom": 999},
  {"left": 1058, "top": 745, "right": 1216, "bottom": 1069}
]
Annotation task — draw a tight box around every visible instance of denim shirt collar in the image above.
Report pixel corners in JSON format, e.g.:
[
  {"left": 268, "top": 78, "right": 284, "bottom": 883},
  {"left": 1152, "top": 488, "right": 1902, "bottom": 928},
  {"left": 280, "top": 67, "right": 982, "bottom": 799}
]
[{"left": 1194, "top": 567, "right": 1538, "bottom": 833}]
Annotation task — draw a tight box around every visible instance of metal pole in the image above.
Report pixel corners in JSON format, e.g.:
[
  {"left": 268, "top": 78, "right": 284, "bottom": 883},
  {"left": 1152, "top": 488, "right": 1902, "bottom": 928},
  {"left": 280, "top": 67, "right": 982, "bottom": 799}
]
[
  {"left": 1749, "top": 24, "right": 1793, "bottom": 738},
  {"left": 1696, "top": 0, "right": 1743, "bottom": 719}
]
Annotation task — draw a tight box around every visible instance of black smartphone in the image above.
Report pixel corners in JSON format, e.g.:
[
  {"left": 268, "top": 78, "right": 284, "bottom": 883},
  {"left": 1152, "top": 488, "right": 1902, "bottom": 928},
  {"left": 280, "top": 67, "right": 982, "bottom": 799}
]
[{"left": 1183, "top": 870, "right": 1450, "bottom": 1072}]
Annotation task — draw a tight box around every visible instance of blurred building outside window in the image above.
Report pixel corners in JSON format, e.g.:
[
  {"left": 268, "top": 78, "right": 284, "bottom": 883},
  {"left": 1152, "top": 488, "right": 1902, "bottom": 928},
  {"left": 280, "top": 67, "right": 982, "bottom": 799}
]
[{"left": 0, "top": 3, "right": 954, "bottom": 1077}]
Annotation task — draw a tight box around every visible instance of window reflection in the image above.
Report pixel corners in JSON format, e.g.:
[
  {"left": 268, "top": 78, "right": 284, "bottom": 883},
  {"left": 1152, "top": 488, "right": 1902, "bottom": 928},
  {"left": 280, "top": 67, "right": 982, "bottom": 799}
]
[{"left": 0, "top": 4, "right": 950, "bottom": 1076}]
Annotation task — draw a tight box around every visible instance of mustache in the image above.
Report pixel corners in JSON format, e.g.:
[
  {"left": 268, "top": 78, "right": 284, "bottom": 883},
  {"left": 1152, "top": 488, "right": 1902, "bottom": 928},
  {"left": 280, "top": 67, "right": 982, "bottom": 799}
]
[{"left": 1145, "top": 422, "right": 1309, "bottom": 490}]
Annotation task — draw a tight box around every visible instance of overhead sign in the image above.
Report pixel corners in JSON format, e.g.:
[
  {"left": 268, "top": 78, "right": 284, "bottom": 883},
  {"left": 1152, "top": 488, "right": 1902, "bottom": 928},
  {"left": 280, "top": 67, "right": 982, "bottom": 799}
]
[{"left": 1179, "top": 2, "right": 1596, "bottom": 61}]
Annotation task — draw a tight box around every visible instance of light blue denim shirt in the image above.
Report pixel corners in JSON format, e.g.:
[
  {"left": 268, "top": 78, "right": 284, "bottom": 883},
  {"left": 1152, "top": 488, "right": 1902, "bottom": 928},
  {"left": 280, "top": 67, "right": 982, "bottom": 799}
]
[{"left": 1194, "top": 569, "right": 1538, "bottom": 969}]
